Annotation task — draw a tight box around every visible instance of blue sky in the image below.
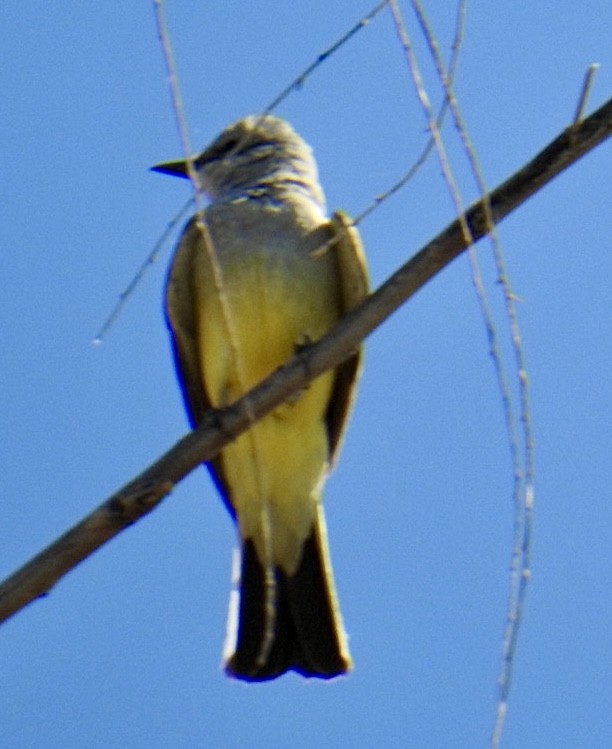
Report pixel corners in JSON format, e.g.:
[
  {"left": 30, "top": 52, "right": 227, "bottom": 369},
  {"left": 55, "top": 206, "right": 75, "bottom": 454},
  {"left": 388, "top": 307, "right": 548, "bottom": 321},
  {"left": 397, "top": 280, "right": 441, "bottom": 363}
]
[{"left": 1, "top": 3, "right": 611, "bottom": 748}]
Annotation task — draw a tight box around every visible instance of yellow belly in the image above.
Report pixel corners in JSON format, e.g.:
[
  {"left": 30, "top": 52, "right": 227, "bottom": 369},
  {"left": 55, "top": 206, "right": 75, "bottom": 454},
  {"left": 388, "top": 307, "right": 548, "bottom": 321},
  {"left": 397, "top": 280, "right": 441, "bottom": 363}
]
[{"left": 193, "top": 226, "right": 340, "bottom": 574}]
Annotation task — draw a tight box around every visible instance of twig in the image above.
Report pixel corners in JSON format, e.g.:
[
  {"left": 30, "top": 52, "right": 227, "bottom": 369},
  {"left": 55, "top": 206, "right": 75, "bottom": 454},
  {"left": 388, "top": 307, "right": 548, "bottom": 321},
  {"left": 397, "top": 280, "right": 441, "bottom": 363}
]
[
  {"left": 353, "top": 0, "right": 467, "bottom": 226},
  {"left": 408, "top": 4, "right": 537, "bottom": 745},
  {"left": 93, "top": 197, "right": 193, "bottom": 344},
  {"left": 152, "top": 0, "right": 261, "bottom": 472},
  {"left": 261, "top": 1, "right": 390, "bottom": 117},
  {"left": 574, "top": 63, "right": 600, "bottom": 125}
]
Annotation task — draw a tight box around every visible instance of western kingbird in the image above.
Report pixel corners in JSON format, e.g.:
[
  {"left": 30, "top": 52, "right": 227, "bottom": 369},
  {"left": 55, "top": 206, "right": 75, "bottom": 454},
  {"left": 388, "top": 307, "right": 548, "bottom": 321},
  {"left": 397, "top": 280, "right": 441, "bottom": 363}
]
[{"left": 153, "top": 115, "right": 368, "bottom": 681}]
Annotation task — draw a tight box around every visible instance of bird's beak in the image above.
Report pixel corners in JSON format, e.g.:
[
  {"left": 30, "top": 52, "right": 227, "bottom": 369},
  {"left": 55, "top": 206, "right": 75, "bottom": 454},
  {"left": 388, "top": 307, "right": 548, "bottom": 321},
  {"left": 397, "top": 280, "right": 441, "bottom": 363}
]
[{"left": 150, "top": 158, "right": 192, "bottom": 179}]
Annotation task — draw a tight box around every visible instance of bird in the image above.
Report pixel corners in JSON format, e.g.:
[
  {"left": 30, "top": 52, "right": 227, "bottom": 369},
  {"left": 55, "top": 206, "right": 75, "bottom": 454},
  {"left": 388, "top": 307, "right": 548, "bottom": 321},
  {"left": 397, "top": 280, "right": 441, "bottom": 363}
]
[{"left": 153, "top": 114, "right": 368, "bottom": 681}]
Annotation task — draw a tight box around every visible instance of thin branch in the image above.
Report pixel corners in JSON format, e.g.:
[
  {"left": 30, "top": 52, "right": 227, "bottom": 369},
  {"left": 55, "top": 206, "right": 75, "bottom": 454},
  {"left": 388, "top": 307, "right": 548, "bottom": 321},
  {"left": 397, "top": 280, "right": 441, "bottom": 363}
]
[
  {"left": 409, "top": 5, "right": 537, "bottom": 744},
  {"left": 152, "top": 0, "right": 194, "bottom": 176},
  {"left": 152, "top": 0, "right": 265, "bottom": 505},
  {"left": 0, "top": 97, "right": 610, "bottom": 625},
  {"left": 93, "top": 197, "right": 193, "bottom": 344},
  {"left": 353, "top": 0, "right": 467, "bottom": 226},
  {"left": 261, "top": 0, "right": 390, "bottom": 117},
  {"left": 574, "top": 63, "right": 599, "bottom": 125}
]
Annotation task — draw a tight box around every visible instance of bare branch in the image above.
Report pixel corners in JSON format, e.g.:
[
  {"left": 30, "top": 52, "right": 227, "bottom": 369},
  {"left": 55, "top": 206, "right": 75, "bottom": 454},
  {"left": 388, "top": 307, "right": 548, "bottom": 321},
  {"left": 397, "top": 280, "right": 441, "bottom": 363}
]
[
  {"left": 573, "top": 63, "right": 600, "bottom": 125},
  {"left": 1, "top": 96, "right": 610, "bottom": 626}
]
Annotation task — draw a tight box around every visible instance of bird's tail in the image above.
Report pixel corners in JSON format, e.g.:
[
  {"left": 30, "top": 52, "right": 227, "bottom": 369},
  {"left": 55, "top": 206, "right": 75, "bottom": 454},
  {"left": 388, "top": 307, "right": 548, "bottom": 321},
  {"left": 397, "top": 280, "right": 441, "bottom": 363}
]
[{"left": 224, "top": 506, "right": 352, "bottom": 681}]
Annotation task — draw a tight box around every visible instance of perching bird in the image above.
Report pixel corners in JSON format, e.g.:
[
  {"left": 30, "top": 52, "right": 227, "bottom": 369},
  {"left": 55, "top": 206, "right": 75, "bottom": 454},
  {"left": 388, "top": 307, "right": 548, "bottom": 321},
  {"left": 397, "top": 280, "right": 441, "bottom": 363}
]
[{"left": 153, "top": 115, "right": 368, "bottom": 681}]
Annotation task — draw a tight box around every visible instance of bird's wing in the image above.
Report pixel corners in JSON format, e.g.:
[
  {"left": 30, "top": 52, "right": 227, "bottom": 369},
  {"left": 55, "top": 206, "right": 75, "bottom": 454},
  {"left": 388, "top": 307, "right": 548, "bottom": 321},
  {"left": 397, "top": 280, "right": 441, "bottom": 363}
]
[
  {"left": 164, "top": 216, "right": 236, "bottom": 517},
  {"left": 325, "top": 210, "right": 370, "bottom": 466}
]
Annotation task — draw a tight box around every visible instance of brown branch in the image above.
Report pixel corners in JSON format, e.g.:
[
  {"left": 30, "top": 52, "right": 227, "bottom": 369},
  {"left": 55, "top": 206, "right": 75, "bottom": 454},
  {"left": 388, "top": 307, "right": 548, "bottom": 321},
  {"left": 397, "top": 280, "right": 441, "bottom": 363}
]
[{"left": 1, "top": 96, "right": 610, "bottom": 626}]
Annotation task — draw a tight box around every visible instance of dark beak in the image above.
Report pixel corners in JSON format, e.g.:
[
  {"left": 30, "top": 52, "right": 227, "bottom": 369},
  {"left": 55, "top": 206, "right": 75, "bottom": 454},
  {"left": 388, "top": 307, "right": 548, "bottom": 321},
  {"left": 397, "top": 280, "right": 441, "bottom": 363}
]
[{"left": 150, "top": 158, "right": 192, "bottom": 179}]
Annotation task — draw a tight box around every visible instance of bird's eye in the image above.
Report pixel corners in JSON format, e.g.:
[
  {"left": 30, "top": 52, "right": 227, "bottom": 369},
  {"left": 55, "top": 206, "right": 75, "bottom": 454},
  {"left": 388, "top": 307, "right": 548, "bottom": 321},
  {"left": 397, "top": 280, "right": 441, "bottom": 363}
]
[{"left": 218, "top": 138, "right": 239, "bottom": 156}]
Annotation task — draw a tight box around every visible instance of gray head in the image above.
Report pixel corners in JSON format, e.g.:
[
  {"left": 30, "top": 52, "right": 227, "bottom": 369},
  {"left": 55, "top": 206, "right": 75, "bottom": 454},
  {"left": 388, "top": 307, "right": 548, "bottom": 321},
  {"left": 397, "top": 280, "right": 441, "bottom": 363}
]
[{"left": 152, "top": 115, "right": 326, "bottom": 211}]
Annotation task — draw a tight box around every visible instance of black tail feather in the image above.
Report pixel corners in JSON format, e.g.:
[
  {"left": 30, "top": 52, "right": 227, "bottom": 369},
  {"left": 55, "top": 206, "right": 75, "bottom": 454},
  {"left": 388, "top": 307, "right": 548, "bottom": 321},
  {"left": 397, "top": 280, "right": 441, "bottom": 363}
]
[{"left": 225, "top": 515, "right": 351, "bottom": 681}]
